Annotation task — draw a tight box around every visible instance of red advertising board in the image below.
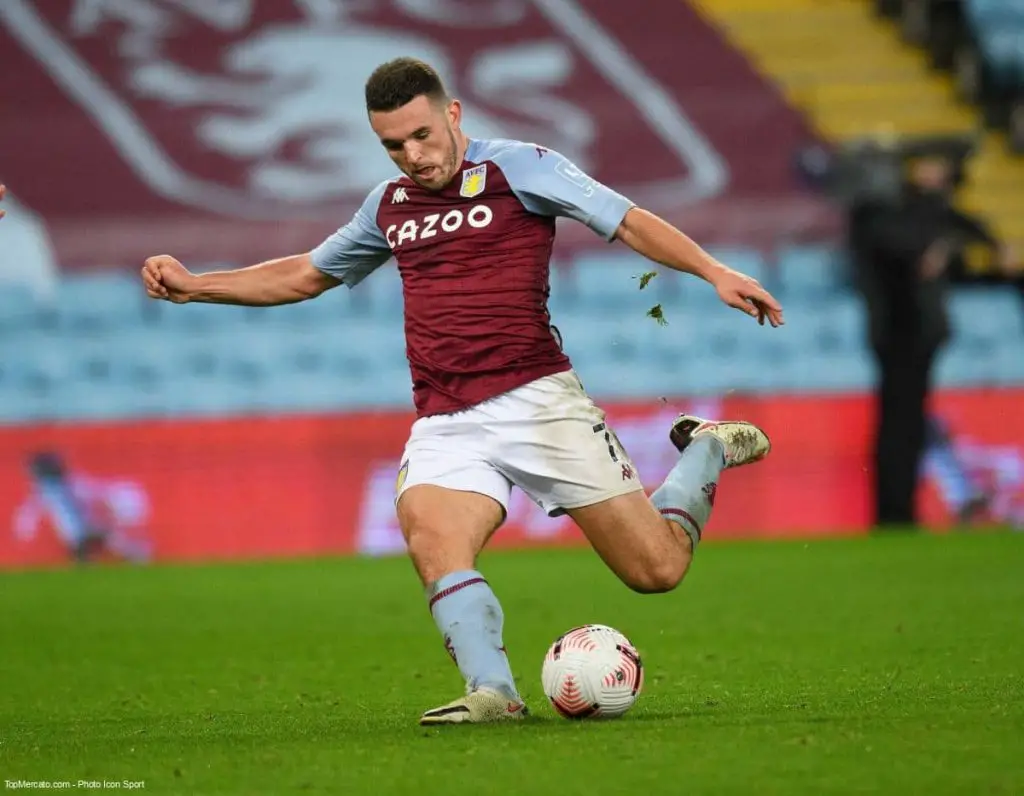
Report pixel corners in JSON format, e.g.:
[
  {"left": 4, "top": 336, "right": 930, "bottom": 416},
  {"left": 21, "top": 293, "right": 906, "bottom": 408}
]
[{"left": 2, "top": 389, "right": 1022, "bottom": 569}]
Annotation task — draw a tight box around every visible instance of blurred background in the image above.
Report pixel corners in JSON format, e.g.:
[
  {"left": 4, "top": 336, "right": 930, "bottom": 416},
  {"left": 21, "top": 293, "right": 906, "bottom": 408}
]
[{"left": 1, "top": 0, "right": 1022, "bottom": 568}]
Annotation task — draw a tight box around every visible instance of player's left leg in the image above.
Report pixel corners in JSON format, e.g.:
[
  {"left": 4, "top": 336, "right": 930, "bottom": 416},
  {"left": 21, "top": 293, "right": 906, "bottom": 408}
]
[
  {"left": 395, "top": 414, "right": 528, "bottom": 725},
  {"left": 398, "top": 485, "right": 528, "bottom": 725}
]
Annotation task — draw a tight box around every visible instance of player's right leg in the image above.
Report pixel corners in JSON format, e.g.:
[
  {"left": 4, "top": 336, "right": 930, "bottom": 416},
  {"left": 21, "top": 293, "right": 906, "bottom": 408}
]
[
  {"left": 492, "top": 371, "right": 771, "bottom": 593},
  {"left": 395, "top": 416, "right": 528, "bottom": 726},
  {"left": 564, "top": 414, "right": 770, "bottom": 593},
  {"left": 653, "top": 415, "right": 771, "bottom": 548}
]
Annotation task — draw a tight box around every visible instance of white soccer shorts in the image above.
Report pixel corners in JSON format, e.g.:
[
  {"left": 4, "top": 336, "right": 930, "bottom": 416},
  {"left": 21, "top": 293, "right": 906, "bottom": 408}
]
[{"left": 395, "top": 369, "right": 644, "bottom": 517}]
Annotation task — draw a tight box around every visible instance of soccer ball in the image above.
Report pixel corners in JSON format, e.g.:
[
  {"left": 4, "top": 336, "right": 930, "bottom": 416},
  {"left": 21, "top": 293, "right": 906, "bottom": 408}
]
[{"left": 541, "top": 624, "right": 644, "bottom": 719}]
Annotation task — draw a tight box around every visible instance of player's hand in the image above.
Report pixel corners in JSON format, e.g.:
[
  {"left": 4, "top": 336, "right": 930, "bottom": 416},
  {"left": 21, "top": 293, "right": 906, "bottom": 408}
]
[
  {"left": 0, "top": 184, "right": 7, "bottom": 220},
  {"left": 141, "top": 255, "right": 196, "bottom": 304},
  {"left": 712, "top": 269, "right": 784, "bottom": 327}
]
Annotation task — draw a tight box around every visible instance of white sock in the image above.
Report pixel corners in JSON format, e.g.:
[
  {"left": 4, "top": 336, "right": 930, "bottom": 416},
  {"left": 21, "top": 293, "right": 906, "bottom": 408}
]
[{"left": 650, "top": 436, "right": 726, "bottom": 549}]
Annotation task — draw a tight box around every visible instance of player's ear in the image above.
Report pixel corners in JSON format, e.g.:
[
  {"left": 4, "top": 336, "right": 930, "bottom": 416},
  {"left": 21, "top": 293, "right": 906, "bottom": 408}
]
[{"left": 446, "top": 98, "right": 462, "bottom": 131}]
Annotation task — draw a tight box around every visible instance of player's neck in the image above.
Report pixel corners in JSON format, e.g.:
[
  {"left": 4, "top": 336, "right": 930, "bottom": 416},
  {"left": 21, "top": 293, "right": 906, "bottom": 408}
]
[{"left": 455, "top": 131, "right": 471, "bottom": 165}]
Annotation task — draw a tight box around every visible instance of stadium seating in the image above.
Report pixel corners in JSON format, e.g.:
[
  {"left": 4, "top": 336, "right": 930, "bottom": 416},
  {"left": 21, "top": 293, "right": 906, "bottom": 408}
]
[
  {"left": 962, "top": 0, "right": 1024, "bottom": 94},
  {"left": 0, "top": 246, "right": 1022, "bottom": 423}
]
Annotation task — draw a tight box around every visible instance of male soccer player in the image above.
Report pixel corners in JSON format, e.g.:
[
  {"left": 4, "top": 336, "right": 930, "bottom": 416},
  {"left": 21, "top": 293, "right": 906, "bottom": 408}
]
[{"left": 138, "top": 58, "right": 784, "bottom": 725}]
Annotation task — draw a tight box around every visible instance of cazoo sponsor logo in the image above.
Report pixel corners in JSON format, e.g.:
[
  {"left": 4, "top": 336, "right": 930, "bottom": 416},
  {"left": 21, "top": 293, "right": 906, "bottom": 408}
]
[{"left": 385, "top": 205, "right": 495, "bottom": 249}]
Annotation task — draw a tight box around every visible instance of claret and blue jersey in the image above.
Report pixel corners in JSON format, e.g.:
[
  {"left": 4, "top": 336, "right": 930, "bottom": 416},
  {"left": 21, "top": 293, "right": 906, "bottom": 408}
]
[{"left": 312, "top": 138, "right": 635, "bottom": 418}]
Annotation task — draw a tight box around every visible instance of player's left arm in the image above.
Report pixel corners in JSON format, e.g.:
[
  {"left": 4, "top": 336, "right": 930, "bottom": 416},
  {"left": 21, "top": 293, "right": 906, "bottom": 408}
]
[
  {"left": 0, "top": 183, "right": 7, "bottom": 219},
  {"left": 498, "top": 146, "right": 782, "bottom": 327},
  {"left": 614, "top": 207, "right": 784, "bottom": 327}
]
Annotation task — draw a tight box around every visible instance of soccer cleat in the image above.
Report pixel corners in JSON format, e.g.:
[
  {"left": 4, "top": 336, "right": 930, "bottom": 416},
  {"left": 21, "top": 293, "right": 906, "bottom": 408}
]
[
  {"left": 669, "top": 414, "right": 771, "bottom": 469},
  {"left": 419, "top": 687, "right": 529, "bottom": 726}
]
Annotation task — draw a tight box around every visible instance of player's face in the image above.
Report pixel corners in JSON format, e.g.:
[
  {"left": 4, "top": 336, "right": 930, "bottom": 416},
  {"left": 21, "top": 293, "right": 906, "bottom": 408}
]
[{"left": 370, "top": 95, "right": 462, "bottom": 191}]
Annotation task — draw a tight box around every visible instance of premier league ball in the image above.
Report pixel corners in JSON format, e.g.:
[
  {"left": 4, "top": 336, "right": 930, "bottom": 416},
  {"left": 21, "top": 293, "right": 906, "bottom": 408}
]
[{"left": 541, "top": 624, "right": 644, "bottom": 719}]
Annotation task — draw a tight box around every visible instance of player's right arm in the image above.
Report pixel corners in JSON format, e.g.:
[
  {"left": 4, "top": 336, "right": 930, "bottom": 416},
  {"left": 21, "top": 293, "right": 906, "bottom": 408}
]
[
  {"left": 142, "top": 181, "right": 394, "bottom": 306},
  {"left": 142, "top": 253, "right": 336, "bottom": 305}
]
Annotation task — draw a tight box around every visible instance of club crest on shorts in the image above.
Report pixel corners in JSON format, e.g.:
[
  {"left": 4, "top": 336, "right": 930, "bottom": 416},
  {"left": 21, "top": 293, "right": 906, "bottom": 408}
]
[
  {"left": 460, "top": 164, "right": 487, "bottom": 198},
  {"left": 395, "top": 460, "right": 409, "bottom": 496}
]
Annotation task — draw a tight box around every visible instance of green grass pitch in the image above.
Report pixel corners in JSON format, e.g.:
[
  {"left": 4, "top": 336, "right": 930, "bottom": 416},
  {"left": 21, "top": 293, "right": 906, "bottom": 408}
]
[{"left": 2, "top": 532, "right": 1022, "bottom": 794}]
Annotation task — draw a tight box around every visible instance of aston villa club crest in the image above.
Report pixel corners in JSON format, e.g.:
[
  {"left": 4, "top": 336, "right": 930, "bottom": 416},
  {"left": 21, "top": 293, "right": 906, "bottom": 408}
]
[
  {"left": 459, "top": 164, "right": 487, "bottom": 198},
  {"left": 395, "top": 460, "right": 409, "bottom": 498}
]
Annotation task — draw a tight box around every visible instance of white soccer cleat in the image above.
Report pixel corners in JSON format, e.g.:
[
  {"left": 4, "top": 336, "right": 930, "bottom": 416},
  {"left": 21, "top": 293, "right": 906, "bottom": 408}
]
[
  {"left": 669, "top": 414, "right": 771, "bottom": 469},
  {"left": 419, "top": 687, "right": 529, "bottom": 726}
]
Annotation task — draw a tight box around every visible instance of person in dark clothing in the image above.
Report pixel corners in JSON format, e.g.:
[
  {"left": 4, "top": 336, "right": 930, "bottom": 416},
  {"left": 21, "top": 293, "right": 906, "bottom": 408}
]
[{"left": 850, "top": 155, "right": 1008, "bottom": 527}]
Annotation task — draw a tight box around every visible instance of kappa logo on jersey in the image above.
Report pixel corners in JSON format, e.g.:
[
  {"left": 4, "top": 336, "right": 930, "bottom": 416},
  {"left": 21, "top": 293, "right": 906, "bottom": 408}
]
[
  {"left": 459, "top": 164, "right": 488, "bottom": 198},
  {"left": 392, "top": 187, "right": 408, "bottom": 204},
  {"left": 384, "top": 205, "right": 495, "bottom": 249}
]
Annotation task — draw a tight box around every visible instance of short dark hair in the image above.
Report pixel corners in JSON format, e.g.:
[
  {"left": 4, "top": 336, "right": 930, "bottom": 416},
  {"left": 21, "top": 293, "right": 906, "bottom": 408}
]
[{"left": 365, "top": 58, "right": 448, "bottom": 113}]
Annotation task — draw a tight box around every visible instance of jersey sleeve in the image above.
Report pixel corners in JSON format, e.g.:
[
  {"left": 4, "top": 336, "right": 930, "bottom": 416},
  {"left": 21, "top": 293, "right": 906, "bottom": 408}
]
[
  {"left": 310, "top": 181, "right": 393, "bottom": 287},
  {"left": 492, "top": 143, "right": 635, "bottom": 241}
]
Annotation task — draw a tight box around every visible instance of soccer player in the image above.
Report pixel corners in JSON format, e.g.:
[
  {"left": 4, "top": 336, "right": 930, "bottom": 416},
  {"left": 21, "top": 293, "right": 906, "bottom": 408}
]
[{"left": 139, "top": 58, "right": 784, "bottom": 725}]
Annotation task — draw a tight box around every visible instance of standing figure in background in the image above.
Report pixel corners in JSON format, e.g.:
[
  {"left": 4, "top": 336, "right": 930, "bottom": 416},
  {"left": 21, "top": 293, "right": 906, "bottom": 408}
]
[{"left": 850, "top": 154, "right": 1007, "bottom": 527}]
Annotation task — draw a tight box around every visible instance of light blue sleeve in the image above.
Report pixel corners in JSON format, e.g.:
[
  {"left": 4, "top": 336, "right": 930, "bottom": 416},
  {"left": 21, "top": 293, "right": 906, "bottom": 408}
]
[
  {"left": 311, "top": 180, "right": 393, "bottom": 287},
  {"left": 490, "top": 142, "right": 635, "bottom": 241}
]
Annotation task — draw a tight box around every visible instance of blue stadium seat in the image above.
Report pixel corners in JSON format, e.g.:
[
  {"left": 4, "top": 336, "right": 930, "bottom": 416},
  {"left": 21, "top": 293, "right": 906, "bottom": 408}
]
[
  {"left": 935, "top": 343, "right": 1001, "bottom": 387},
  {"left": 254, "top": 321, "right": 408, "bottom": 396},
  {"left": 308, "top": 284, "right": 360, "bottom": 323},
  {"left": 790, "top": 350, "right": 876, "bottom": 392},
  {"left": 65, "top": 335, "right": 164, "bottom": 389},
  {"left": 775, "top": 245, "right": 847, "bottom": 297},
  {"left": 7, "top": 248, "right": 1024, "bottom": 423},
  {"left": 53, "top": 383, "right": 168, "bottom": 421},
  {"left": 781, "top": 293, "right": 867, "bottom": 355},
  {"left": 993, "top": 339, "right": 1024, "bottom": 385},
  {"left": 0, "top": 283, "right": 45, "bottom": 333},
  {"left": 629, "top": 311, "right": 704, "bottom": 368},
  {"left": 571, "top": 251, "right": 676, "bottom": 312},
  {"left": 158, "top": 375, "right": 263, "bottom": 417},
  {"left": 268, "top": 327, "right": 373, "bottom": 382},
  {"left": 554, "top": 312, "right": 647, "bottom": 370},
  {"left": 0, "top": 385, "right": 62, "bottom": 423},
  {"left": 686, "top": 311, "right": 746, "bottom": 363},
  {"left": 51, "top": 273, "right": 148, "bottom": 332},
  {"left": 151, "top": 298, "right": 263, "bottom": 332},
  {"left": 947, "top": 287, "right": 1024, "bottom": 347},
  {"left": 249, "top": 301, "right": 308, "bottom": 329},
  {"left": 1, "top": 334, "right": 73, "bottom": 392},
  {"left": 685, "top": 357, "right": 750, "bottom": 394},
  {"left": 547, "top": 262, "right": 576, "bottom": 314},
  {"left": 252, "top": 372, "right": 347, "bottom": 412},
  {"left": 347, "top": 316, "right": 409, "bottom": 363},
  {"left": 255, "top": 360, "right": 412, "bottom": 412},
  {"left": 354, "top": 263, "right": 403, "bottom": 318},
  {"left": 576, "top": 358, "right": 701, "bottom": 400},
  {"left": 965, "top": 0, "right": 1024, "bottom": 88}
]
